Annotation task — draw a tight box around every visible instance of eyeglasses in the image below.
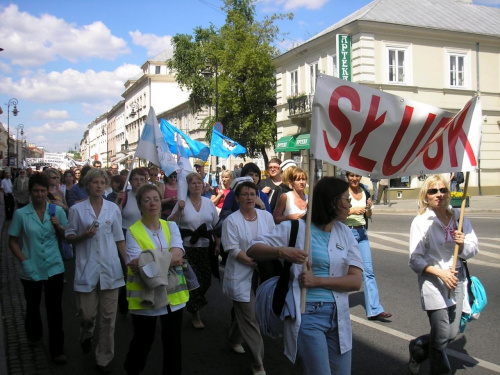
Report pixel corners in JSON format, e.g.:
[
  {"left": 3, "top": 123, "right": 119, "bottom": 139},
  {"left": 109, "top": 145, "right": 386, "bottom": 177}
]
[
  {"left": 427, "top": 188, "right": 448, "bottom": 195},
  {"left": 340, "top": 197, "right": 352, "bottom": 203},
  {"left": 268, "top": 166, "right": 280, "bottom": 170},
  {"left": 143, "top": 198, "right": 161, "bottom": 204}
]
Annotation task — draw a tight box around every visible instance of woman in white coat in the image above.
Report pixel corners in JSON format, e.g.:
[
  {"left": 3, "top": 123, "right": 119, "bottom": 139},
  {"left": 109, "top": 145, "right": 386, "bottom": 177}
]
[
  {"left": 408, "top": 175, "right": 478, "bottom": 374},
  {"left": 222, "top": 180, "right": 275, "bottom": 375}
]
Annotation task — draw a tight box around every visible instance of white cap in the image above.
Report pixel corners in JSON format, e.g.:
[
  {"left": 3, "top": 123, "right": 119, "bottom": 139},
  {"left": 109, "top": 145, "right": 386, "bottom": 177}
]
[
  {"left": 280, "top": 159, "right": 296, "bottom": 172},
  {"left": 230, "top": 176, "right": 253, "bottom": 190}
]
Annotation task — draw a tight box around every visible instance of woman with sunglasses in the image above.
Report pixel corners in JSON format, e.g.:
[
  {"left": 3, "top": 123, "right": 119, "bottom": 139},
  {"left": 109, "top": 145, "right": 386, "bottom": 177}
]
[
  {"left": 344, "top": 171, "right": 391, "bottom": 322},
  {"left": 408, "top": 174, "right": 478, "bottom": 374},
  {"left": 161, "top": 171, "right": 178, "bottom": 220}
]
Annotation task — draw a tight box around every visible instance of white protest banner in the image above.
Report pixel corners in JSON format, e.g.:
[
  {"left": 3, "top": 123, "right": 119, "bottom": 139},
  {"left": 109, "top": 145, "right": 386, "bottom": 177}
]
[{"left": 311, "top": 75, "right": 482, "bottom": 178}]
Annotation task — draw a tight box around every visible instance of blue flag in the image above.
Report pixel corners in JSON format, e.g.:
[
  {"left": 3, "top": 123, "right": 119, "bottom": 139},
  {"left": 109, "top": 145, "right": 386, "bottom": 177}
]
[
  {"left": 160, "top": 119, "right": 210, "bottom": 161},
  {"left": 210, "top": 129, "right": 247, "bottom": 158}
]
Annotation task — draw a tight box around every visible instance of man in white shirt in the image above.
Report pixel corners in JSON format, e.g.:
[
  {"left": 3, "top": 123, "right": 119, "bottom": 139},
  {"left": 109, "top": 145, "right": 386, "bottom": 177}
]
[{"left": 1, "top": 171, "right": 15, "bottom": 220}]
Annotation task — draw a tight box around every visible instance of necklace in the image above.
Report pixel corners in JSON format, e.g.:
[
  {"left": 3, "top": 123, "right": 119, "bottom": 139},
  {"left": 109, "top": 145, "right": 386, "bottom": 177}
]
[
  {"left": 192, "top": 199, "right": 202, "bottom": 207},
  {"left": 142, "top": 220, "right": 160, "bottom": 232},
  {"left": 242, "top": 211, "right": 257, "bottom": 221}
]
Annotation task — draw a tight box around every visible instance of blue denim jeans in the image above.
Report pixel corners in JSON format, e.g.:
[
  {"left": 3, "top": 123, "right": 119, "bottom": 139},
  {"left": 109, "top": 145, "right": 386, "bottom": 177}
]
[
  {"left": 351, "top": 227, "right": 384, "bottom": 318},
  {"left": 410, "top": 272, "right": 465, "bottom": 375},
  {"left": 297, "top": 302, "right": 351, "bottom": 375}
]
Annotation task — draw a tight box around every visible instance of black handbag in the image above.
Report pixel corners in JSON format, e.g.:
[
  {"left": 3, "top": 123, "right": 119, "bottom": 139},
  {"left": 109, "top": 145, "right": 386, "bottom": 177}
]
[{"left": 271, "top": 219, "right": 299, "bottom": 315}]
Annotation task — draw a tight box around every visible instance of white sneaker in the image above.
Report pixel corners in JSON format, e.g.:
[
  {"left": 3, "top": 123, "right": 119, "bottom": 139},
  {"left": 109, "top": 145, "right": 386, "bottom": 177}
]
[{"left": 408, "top": 352, "right": 420, "bottom": 374}]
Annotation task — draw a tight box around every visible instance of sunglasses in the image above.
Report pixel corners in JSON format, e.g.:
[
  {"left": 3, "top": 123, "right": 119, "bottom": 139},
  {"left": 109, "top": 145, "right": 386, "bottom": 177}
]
[{"left": 427, "top": 188, "right": 448, "bottom": 195}]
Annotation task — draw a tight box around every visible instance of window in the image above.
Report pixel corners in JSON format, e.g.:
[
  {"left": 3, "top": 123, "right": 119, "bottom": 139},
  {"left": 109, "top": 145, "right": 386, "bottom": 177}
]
[
  {"left": 449, "top": 54, "right": 465, "bottom": 87},
  {"left": 388, "top": 49, "right": 405, "bottom": 83},
  {"left": 155, "top": 66, "right": 161, "bottom": 74},
  {"left": 384, "top": 43, "right": 411, "bottom": 85},
  {"left": 309, "top": 62, "right": 319, "bottom": 94},
  {"left": 332, "top": 54, "right": 337, "bottom": 78},
  {"left": 290, "top": 70, "right": 298, "bottom": 96}
]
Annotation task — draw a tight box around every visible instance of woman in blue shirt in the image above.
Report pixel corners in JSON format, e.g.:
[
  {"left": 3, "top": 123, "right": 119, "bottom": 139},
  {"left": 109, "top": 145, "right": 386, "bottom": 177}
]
[{"left": 8, "top": 173, "right": 68, "bottom": 364}]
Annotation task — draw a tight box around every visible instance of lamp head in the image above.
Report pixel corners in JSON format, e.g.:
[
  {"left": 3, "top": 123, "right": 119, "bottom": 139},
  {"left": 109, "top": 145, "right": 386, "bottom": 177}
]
[{"left": 12, "top": 105, "right": 18, "bottom": 116}]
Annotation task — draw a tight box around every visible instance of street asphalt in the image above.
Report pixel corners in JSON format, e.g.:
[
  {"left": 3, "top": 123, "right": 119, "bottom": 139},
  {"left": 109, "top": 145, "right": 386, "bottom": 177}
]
[{"left": 0, "top": 194, "right": 499, "bottom": 375}]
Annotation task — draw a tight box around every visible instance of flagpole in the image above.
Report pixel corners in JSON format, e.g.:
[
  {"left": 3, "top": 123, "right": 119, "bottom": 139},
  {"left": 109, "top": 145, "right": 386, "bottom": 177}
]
[
  {"left": 300, "top": 154, "right": 316, "bottom": 313},
  {"left": 448, "top": 171, "right": 470, "bottom": 298}
]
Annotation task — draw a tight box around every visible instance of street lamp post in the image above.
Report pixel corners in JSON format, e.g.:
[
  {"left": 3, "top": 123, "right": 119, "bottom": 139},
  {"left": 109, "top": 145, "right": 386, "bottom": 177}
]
[
  {"left": 202, "top": 54, "right": 219, "bottom": 182},
  {"left": 129, "top": 101, "right": 140, "bottom": 166},
  {"left": 6, "top": 98, "right": 19, "bottom": 168},
  {"left": 16, "top": 124, "right": 24, "bottom": 169}
]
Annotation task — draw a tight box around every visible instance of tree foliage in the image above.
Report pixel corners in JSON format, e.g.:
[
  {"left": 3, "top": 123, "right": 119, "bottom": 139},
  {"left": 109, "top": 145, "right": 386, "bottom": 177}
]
[{"left": 167, "top": 0, "right": 292, "bottom": 163}]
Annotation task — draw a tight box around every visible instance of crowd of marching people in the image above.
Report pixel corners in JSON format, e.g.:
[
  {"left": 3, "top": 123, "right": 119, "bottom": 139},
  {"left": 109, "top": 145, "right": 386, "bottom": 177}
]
[{"left": 0, "top": 159, "right": 478, "bottom": 375}]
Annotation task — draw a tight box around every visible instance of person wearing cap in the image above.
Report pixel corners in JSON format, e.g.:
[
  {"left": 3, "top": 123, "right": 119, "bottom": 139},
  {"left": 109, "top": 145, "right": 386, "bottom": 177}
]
[
  {"left": 259, "top": 158, "right": 287, "bottom": 213},
  {"left": 221, "top": 163, "right": 271, "bottom": 214}
]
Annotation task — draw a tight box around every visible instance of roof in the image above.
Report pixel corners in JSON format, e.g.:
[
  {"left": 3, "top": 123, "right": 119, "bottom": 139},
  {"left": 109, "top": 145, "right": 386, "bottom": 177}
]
[
  {"left": 150, "top": 50, "right": 173, "bottom": 62},
  {"left": 309, "top": 0, "right": 500, "bottom": 43}
]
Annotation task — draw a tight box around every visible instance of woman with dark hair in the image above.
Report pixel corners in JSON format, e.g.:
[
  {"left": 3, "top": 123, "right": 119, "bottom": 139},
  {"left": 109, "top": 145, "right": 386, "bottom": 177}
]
[
  {"left": 116, "top": 168, "right": 148, "bottom": 233},
  {"left": 161, "top": 171, "right": 178, "bottom": 220},
  {"left": 259, "top": 158, "right": 286, "bottom": 213},
  {"left": 247, "top": 177, "right": 363, "bottom": 375},
  {"left": 66, "top": 168, "right": 126, "bottom": 374},
  {"left": 221, "top": 163, "right": 271, "bottom": 213},
  {"left": 124, "top": 184, "right": 188, "bottom": 375},
  {"left": 408, "top": 174, "right": 478, "bottom": 374},
  {"left": 221, "top": 181, "right": 275, "bottom": 374},
  {"left": 344, "top": 171, "right": 391, "bottom": 321},
  {"left": 106, "top": 175, "right": 126, "bottom": 203},
  {"left": 8, "top": 173, "right": 68, "bottom": 364},
  {"left": 60, "top": 169, "right": 76, "bottom": 203},
  {"left": 168, "top": 172, "right": 220, "bottom": 329},
  {"left": 67, "top": 165, "right": 92, "bottom": 207}
]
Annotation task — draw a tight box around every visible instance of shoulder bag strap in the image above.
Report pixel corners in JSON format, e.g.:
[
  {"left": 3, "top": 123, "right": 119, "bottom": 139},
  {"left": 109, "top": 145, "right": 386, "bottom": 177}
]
[{"left": 272, "top": 219, "right": 299, "bottom": 314}]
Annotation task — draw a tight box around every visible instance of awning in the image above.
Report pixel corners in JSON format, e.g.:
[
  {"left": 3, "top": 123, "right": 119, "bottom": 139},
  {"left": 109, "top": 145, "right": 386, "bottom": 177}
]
[
  {"left": 294, "top": 133, "right": 310, "bottom": 150},
  {"left": 275, "top": 135, "right": 296, "bottom": 152}
]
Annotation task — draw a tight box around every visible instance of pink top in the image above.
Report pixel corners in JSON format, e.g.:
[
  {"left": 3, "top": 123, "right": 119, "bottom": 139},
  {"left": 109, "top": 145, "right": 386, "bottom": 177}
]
[{"left": 162, "top": 186, "right": 178, "bottom": 216}]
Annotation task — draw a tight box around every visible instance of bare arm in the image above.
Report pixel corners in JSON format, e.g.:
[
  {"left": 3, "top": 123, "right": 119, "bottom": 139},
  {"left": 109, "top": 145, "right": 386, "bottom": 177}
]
[
  {"left": 299, "top": 263, "right": 363, "bottom": 292},
  {"left": 236, "top": 251, "right": 257, "bottom": 267},
  {"left": 247, "top": 242, "right": 306, "bottom": 264},
  {"left": 116, "top": 240, "right": 127, "bottom": 264},
  {"left": 167, "top": 200, "right": 185, "bottom": 223}
]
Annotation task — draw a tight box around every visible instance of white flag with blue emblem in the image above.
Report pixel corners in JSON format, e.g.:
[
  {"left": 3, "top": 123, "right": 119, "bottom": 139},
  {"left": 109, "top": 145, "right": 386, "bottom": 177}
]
[{"left": 135, "top": 107, "right": 178, "bottom": 177}]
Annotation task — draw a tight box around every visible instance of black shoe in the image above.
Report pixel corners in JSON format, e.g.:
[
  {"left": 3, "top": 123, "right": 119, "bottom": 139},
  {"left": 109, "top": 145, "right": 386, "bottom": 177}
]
[
  {"left": 81, "top": 337, "right": 92, "bottom": 353},
  {"left": 368, "top": 312, "right": 393, "bottom": 321},
  {"left": 96, "top": 363, "right": 113, "bottom": 374}
]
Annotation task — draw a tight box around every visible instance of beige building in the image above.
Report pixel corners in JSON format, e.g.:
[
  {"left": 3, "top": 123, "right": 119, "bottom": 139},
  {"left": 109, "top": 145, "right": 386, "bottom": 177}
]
[{"left": 273, "top": 0, "right": 500, "bottom": 197}]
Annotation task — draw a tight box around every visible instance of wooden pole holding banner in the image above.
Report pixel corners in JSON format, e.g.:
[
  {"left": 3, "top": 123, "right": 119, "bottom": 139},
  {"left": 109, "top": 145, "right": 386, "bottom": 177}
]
[
  {"left": 448, "top": 171, "right": 470, "bottom": 298},
  {"left": 300, "top": 154, "right": 316, "bottom": 313}
]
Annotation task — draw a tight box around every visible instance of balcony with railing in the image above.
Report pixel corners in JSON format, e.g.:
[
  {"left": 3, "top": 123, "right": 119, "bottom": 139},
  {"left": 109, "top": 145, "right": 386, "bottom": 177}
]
[{"left": 288, "top": 94, "right": 313, "bottom": 118}]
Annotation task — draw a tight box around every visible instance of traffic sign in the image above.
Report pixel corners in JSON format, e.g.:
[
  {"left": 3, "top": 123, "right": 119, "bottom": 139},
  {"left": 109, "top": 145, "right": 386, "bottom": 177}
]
[{"left": 214, "top": 121, "right": 223, "bottom": 133}]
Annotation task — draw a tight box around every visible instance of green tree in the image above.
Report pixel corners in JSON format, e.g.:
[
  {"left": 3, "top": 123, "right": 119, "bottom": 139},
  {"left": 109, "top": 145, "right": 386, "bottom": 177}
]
[{"left": 167, "top": 0, "right": 292, "bottom": 165}]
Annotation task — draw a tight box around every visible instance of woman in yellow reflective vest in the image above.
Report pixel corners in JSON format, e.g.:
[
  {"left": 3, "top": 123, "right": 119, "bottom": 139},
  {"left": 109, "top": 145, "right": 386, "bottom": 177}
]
[{"left": 123, "top": 184, "right": 188, "bottom": 375}]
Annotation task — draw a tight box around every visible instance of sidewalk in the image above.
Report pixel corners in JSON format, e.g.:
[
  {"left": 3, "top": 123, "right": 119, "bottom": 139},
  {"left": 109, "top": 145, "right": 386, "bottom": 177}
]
[{"left": 0, "top": 194, "right": 499, "bottom": 375}]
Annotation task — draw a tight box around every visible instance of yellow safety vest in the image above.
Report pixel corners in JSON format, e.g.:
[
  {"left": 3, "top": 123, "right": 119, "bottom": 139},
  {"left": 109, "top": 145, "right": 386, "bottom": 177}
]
[{"left": 126, "top": 219, "right": 189, "bottom": 310}]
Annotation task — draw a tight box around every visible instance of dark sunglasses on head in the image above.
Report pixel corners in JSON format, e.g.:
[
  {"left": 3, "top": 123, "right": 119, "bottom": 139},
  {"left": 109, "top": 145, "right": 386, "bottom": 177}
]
[{"left": 427, "top": 188, "right": 448, "bottom": 195}]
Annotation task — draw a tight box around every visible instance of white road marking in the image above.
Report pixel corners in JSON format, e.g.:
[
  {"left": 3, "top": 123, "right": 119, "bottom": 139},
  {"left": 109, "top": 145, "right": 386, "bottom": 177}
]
[{"left": 351, "top": 315, "right": 500, "bottom": 372}]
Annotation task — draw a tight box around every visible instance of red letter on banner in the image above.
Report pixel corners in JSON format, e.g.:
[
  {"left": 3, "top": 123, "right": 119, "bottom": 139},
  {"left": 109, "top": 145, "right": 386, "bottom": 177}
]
[
  {"left": 383, "top": 107, "right": 436, "bottom": 175},
  {"left": 418, "top": 117, "right": 451, "bottom": 170},
  {"left": 447, "top": 100, "right": 477, "bottom": 167},
  {"left": 349, "top": 95, "right": 385, "bottom": 172},
  {"left": 323, "top": 86, "right": 360, "bottom": 161}
]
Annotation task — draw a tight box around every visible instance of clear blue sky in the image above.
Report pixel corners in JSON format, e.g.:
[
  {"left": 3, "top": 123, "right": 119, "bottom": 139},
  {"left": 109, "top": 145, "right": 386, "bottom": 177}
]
[{"left": 0, "top": 0, "right": 498, "bottom": 153}]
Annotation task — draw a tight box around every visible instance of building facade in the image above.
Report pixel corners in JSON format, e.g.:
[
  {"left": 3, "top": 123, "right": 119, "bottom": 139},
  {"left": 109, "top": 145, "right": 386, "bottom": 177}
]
[{"left": 273, "top": 0, "right": 500, "bottom": 196}]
